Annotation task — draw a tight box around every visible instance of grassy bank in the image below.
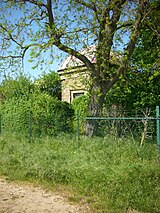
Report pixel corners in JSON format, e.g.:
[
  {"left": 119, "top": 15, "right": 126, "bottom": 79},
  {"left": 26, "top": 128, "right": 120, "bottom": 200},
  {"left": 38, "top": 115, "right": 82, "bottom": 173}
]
[{"left": 0, "top": 133, "right": 160, "bottom": 212}]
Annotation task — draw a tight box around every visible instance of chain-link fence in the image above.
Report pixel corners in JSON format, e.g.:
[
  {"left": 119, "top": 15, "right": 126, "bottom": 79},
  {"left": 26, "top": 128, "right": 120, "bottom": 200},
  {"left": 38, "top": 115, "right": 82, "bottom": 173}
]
[
  {"left": 76, "top": 106, "right": 160, "bottom": 149},
  {"left": 1, "top": 106, "right": 160, "bottom": 150},
  {"left": 0, "top": 110, "right": 74, "bottom": 140}
]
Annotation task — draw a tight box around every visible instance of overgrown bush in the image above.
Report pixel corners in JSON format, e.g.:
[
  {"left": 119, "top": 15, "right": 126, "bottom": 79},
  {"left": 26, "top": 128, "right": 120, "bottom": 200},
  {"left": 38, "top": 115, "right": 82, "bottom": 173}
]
[
  {"left": 30, "top": 94, "right": 74, "bottom": 136},
  {"left": 0, "top": 74, "right": 34, "bottom": 102},
  {"left": 1, "top": 93, "right": 74, "bottom": 137},
  {"left": 72, "top": 95, "right": 89, "bottom": 115},
  {"left": 72, "top": 95, "right": 89, "bottom": 133},
  {"left": 35, "top": 71, "right": 61, "bottom": 99}
]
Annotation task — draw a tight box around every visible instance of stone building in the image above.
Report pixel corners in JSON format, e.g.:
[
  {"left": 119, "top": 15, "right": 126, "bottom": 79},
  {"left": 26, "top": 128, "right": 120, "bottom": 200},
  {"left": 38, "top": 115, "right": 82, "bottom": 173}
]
[
  {"left": 58, "top": 45, "right": 96, "bottom": 103},
  {"left": 58, "top": 45, "right": 121, "bottom": 103}
]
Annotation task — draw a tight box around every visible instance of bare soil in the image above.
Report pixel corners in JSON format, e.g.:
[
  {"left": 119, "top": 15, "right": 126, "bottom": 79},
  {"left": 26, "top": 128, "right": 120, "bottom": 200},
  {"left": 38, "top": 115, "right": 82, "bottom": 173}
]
[{"left": 0, "top": 178, "right": 90, "bottom": 213}]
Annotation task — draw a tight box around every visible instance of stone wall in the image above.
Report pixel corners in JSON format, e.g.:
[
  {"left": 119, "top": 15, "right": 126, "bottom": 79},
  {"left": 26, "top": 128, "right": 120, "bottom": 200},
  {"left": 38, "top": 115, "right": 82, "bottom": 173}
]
[{"left": 58, "top": 67, "right": 89, "bottom": 103}]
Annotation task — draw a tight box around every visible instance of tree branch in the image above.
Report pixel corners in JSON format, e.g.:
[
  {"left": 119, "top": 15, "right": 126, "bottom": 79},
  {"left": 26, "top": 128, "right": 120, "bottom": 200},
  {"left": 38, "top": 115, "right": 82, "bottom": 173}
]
[
  {"left": 97, "top": 0, "right": 127, "bottom": 68},
  {"left": 55, "top": 40, "right": 95, "bottom": 72},
  {"left": 117, "top": 21, "right": 133, "bottom": 30},
  {"left": 73, "top": 0, "right": 100, "bottom": 23},
  {"left": 0, "top": 24, "right": 23, "bottom": 48},
  {"left": 0, "top": 55, "right": 22, "bottom": 59},
  {"left": 12, "top": 0, "right": 47, "bottom": 8},
  {"left": 73, "top": 0, "right": 97, "bottom": 12},
  {"left": 108, "top": 0, "right": 149, "bottom": 92},
  {"left": 44, "top": 0, "right": 95, "bottom": 71}
]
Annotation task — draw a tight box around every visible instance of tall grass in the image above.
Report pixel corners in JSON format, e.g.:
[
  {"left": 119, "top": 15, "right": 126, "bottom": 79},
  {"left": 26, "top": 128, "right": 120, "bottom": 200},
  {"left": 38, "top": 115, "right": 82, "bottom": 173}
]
[{"left": 0, "top": 133, "right": 160, "bottom": 213}]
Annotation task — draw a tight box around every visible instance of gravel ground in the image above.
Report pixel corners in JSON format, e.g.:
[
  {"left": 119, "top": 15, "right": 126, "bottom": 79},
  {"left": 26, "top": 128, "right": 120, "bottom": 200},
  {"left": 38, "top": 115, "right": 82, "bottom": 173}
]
[{"left": 0, "top": 178, "right": 90, "bottom": 213}]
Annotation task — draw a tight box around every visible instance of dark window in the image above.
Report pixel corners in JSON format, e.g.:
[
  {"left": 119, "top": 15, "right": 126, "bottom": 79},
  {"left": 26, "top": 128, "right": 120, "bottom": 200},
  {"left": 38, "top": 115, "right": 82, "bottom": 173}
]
[{"left": 73, "top": 92, "right": 84, "bottom": 99}]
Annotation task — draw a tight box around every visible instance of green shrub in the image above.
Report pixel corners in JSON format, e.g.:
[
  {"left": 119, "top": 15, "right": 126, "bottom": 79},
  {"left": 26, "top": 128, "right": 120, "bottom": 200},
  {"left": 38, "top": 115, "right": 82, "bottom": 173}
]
[
  {"left": 1, "top": 97, "right": 31, "bottom": 135},
  {"left": 0, "top": 74, "right": 34, "bottom": 102},
  {"left": 72, "top": 95, "right": 89, "bottom": 133},
  {"left": 1, "top": 93, "right": 74, "bottom": 136},
  {"left": 34, "top": 71, "right": 61, "bottom": 99},
  {"left": 72, "top": 95, "right": 89, "bottom": 117}
]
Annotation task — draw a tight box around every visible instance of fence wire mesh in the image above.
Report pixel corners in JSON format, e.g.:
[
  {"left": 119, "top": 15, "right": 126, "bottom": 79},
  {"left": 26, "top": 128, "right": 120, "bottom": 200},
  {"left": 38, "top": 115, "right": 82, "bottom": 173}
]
[
  {"left": 0, "top": 107, "right": 160, "bottom": 149},
  {"left": 77, "top": 107, "right": 160, "bottom": 147},
  {"left": 0, "top": 110, "right": 74, "bottom": 139}
]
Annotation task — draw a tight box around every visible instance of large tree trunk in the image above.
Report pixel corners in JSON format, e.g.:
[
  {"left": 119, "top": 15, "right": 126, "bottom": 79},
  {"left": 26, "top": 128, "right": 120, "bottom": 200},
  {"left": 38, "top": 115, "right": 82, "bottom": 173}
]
[
  {"left": 84, "top": 98, "right": 104, "bottom": 136},
  {"left": 84, "top": 79, "right": 107, "bottom": 136}
]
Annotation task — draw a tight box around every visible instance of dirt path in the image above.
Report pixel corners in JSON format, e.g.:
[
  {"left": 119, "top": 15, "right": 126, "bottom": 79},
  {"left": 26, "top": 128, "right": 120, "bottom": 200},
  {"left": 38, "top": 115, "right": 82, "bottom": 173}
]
[{"left": 0, "top": 178, "right": 90, "bottom": 213}]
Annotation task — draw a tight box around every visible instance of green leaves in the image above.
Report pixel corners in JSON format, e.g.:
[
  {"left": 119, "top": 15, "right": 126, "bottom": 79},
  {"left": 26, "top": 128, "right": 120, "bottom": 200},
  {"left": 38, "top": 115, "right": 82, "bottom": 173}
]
[
  {"left": 35, "top": 71, "right": 61, "bottom": 98},
  {"left": 0, "top": 74, "right": 34, "bottom": 101},
  {"left": 0, "top": 72, "right": 73, "bottom": 136}
]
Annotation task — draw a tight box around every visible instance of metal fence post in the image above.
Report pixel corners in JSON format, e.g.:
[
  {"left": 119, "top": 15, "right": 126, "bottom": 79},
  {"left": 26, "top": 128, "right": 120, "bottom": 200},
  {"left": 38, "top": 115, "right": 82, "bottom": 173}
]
[
  {"left": 156, "top": 106, "right": 160, "bottom": 151},
  {"left": 76, "top": 110, "right": 80, "bottom": 147},
  {"left": 0, "top": 113, "right": 1, "bottom": 134},
  {"left": 29, "top": 111, "right": 32, "bottom": 142}
]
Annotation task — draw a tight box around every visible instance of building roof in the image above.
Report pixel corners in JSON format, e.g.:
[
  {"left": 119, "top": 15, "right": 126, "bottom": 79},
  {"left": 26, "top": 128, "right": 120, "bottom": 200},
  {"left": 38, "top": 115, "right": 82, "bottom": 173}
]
[
  {"left": 58, "top": 45, "right": 96, "bottom": 71},
  {"left": 58, "top": 45, "right": 121, "bottom": 71}
]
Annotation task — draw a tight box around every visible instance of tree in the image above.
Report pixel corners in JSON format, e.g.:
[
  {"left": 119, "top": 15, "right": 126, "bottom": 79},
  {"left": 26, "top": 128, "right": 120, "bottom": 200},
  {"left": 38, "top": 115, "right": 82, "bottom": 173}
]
[
  {"left": 0, "top": 74, "right": 34, "bottom": 102},
  {"left": 0, "top": 0, "right": 154, "bottom": 136},
  {"left": 35, "top": 71, "right": 61, "bottom": 99},
  {"left": 105, "top": 0, "right": 160, "bottom": 113},
  {"left": 134, "top": 0, "right": 160, "bottom": 71},
  {"left": 105, "top": 70, "right": 160, "bottom": 113}
]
